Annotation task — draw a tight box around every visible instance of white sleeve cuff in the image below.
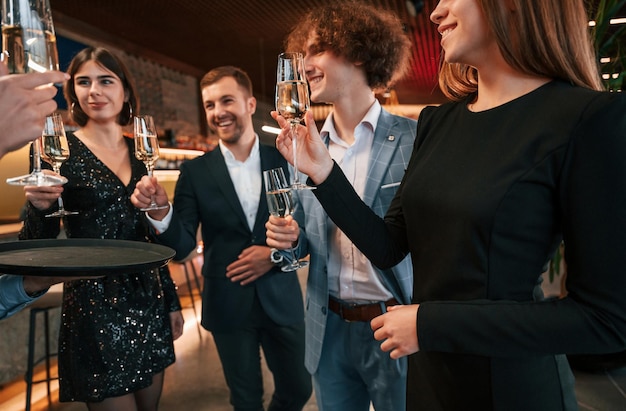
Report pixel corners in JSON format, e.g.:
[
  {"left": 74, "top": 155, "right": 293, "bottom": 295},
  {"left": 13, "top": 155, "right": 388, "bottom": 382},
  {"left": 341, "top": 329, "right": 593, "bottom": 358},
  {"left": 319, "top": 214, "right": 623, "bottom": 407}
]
[{"left": 146, "top": 202, "right": 174, "bottom": 233}]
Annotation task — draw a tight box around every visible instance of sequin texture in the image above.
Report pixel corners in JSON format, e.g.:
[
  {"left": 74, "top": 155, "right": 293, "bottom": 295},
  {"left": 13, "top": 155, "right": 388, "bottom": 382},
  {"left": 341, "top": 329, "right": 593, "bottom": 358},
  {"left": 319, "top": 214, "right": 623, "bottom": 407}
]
[{"left": 20, "top": 132, "right": 181, "bottom": 402}]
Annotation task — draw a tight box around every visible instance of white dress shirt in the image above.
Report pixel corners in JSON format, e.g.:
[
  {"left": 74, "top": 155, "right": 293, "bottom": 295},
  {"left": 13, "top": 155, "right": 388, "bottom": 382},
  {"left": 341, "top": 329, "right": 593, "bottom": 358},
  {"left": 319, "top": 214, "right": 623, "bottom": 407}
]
[
  {"left": 322, "top": 100, "right": 393, "bottom": 303},
  {"left": 148, "top": 136, "right": 262, "bottom": 233},
  {"left": 220, "top": 137, "right": 262, "bottom": 230}
]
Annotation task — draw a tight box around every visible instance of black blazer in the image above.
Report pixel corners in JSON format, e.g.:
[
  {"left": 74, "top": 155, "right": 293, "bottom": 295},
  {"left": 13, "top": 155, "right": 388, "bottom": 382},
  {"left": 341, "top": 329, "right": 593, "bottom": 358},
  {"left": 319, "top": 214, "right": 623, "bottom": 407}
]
[{"left": 157, "top": 143, "right": 304, "bottom": 332}]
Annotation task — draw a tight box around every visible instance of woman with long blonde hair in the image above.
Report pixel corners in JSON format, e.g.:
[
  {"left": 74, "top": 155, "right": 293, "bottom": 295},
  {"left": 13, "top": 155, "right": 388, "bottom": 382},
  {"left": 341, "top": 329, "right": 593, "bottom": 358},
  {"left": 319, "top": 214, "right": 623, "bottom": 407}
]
[{"left": 268, "top": 0, "right": 626, "bottom": 409}]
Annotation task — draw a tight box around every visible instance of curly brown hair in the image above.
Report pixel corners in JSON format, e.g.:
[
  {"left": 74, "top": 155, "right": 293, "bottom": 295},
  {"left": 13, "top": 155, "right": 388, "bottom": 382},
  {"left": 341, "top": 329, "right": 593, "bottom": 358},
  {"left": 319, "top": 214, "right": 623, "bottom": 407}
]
[{"left": 285, "top": 0, "right": 411, "bottom": 91}]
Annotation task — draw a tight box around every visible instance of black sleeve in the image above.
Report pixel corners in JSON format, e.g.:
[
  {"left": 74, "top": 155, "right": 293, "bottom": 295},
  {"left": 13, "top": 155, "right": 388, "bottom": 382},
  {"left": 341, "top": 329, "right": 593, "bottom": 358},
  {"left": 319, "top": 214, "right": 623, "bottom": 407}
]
[{"left": 312, "top": 161, "right": 409, "bottom": 269}]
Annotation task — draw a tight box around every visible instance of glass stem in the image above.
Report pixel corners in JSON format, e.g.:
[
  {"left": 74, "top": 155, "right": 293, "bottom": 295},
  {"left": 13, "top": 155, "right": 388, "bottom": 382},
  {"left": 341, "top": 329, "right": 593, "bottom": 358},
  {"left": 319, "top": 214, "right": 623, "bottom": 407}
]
[
  {"left": 57, "top": 195, "right": 66, "bottom": 211},
  {"left": 146, "top": 163, "right": 155, "bottom": 178},
  {"left": 291, "top": 123, "right": 300, "bottom": 185},
  {"left": 289, "top": 245, "right": 298, "bottom": 265},
  {"left": 145, "top": 164, "right": 157, "bottom": 206},
  {"left": 53, "top": 164, "right": 65, "bottom": 211},
  {"left": 288, "top": 199, "right": 299, "bottom": 265},
  {"left": 32, "top": 139, "right": 43, "bottom": 174}
]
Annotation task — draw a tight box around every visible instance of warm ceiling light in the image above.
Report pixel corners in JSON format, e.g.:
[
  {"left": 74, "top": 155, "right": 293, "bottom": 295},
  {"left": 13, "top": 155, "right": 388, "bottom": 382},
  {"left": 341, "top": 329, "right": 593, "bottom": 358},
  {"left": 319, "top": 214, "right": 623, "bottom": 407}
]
[
  {"left": 261, "top": 125, "right": 281, "bottom": 135},
  {"left": 599, "top": 73, "right": 623, "bottom": 81},
  {"left": 589, "top": 17, "right": 626, "bottom": 26}
]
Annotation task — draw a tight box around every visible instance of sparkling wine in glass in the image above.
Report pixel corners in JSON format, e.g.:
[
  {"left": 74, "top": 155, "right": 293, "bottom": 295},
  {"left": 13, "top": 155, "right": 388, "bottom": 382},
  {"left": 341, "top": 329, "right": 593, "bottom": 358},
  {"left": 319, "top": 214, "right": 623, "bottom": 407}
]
[
  {"left": 276, "top": 52, "right": 314, "bottom": 190},
  {"left": 1, "top": 0, "right": 60, "bottom": 74},
  {"left": 263, "top": 167, "right": 308, "bottom": 272},
  {"left": 40, "top": 113, "right": 78, "bottom": 217},
  {"left": 3, "top": 0, "right": 65, "bottom": 187},
  {"left": 134, "top": 115, "right": 168, "bottom": 211}
]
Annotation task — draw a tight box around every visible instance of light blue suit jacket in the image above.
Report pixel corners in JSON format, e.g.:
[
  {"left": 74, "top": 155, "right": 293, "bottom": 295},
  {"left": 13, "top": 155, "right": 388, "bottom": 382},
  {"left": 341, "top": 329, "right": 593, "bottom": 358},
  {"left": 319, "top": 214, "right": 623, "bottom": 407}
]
[{"left": 293, "top": 109, "right": 417, "bottom": 373}]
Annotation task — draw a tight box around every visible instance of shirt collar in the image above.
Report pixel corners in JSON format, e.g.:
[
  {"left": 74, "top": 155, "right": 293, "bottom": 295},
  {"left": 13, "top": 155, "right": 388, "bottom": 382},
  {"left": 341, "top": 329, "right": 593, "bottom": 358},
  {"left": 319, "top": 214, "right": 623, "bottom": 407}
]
[
  {"left": 321, "top": 99, "right": 381, "bottom": 145},
  {"left": 218, "top": 134, "right": 260, "bottom": 165}
]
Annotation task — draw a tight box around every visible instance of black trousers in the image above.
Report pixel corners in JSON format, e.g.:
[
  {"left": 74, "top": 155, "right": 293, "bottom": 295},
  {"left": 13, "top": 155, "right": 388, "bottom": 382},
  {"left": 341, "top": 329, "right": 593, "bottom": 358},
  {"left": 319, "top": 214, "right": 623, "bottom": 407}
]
[{"left": 211, "top": 293, "right": 312, "bottom": 411}]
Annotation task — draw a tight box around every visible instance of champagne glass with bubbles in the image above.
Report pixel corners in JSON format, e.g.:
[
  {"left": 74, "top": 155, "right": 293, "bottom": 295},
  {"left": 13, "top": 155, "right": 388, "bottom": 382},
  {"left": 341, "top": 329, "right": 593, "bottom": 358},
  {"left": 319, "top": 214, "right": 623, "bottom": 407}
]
[
  {"left": 264, "top": 167, "right": 308, "bottom": 272},
  {"left": 40, "top": 113, "right": 78, "bottom": 217},
  {"left": 3, "top": 0, "right": 65, "bottom": 187},
  {"left": 134, "top": 115, "right": 168, "bottom": 211},
  {"left": 275, "top": 52, "right": 314, "bottom": 190}
]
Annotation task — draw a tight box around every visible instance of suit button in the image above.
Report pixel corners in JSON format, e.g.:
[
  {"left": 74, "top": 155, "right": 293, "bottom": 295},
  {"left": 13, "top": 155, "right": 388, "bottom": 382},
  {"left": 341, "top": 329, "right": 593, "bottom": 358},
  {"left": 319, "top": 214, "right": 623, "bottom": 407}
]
[{"left": 321, "top": 307, "right": 327, "bottom": 315}]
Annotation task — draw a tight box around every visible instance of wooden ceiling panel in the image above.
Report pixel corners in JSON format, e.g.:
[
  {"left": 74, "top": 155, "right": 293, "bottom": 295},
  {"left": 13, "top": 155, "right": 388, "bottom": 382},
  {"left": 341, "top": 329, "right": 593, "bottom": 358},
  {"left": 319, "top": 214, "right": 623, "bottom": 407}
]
[
  {"left": 49, "top": 0, "right": 446, "bottom": 105},
  {"left": 47, "top": 0, "right": 624, "bottom": 106}
]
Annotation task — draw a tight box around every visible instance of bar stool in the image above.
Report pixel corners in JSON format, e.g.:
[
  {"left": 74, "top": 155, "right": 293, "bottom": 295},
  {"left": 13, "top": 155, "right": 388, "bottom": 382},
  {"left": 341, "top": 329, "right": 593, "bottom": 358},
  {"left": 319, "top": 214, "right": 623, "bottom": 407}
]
[
  {"left": 180, "top": 247, "right": 202, "bottom": 301},
  {"left": 24, "top": 283, "right": 63, "bottom": 411},
  {"left": 172, "top": 243, "right": 203, "bottom": 339}
]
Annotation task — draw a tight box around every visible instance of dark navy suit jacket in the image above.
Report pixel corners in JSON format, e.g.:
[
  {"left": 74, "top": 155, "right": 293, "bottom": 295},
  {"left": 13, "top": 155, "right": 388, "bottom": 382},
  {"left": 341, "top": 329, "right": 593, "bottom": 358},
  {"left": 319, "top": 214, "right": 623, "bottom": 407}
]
[{"left": 157, "top": 143, "right": 304, "bottom": 332}]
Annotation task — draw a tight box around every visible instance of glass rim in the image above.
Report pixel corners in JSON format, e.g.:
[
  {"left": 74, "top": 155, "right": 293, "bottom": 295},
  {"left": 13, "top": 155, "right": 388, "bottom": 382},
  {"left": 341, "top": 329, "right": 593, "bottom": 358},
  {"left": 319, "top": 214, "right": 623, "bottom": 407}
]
[
  {"left": 133, "top": 114, "right": 154, "bottom": 120},
  {"left": 278, "top": 52, "right": 304, "bottom": 60}
]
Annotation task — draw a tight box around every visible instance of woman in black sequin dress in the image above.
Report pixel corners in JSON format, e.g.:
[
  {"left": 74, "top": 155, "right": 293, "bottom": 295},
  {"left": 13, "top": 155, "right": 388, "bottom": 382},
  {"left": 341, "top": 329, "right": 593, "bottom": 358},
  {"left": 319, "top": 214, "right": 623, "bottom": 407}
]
[{"left": 20, "top": 47, "right": 183, "bottom": 410}]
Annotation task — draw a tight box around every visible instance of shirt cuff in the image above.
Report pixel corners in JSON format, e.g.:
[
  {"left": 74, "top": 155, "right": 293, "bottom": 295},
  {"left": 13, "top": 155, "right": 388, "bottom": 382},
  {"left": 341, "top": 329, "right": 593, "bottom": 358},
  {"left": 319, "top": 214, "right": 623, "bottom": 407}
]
[
  {"left": 0, "top": 275, "right": 40, "bottom": 320},
  {"left": 146, "top": 202, "right": 173, "bottom": 233}
]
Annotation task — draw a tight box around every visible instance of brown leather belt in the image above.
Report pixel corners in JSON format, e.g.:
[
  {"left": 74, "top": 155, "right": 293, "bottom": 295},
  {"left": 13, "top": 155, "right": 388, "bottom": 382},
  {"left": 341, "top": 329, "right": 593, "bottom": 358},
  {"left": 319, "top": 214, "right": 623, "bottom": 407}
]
[{"left": 328, "top": 297, "right": 399, "bottom": 322}]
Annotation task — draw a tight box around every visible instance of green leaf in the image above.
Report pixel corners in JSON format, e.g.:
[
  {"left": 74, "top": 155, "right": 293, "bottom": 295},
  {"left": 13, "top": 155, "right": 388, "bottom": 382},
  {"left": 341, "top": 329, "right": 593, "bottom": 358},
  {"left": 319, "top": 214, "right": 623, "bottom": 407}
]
[{"left": 591, "top": 0, "right": 626, "bottom": 91}]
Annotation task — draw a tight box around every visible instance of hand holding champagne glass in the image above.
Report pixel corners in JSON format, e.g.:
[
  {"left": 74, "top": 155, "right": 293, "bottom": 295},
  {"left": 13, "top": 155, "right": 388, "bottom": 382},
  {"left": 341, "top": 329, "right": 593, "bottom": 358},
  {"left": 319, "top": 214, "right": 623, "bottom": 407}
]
[
  {"left": 134, "top": 115, "right": 168, "bottom": 211},
  {"left": 40, "top": 113, "right": 78, "bottom": 217},
  {"left": 275, "top": 52, "right": 313, "bottom": 190},
  {"left": 263, "top": 167, "right": 308, "bottom": 272},
  {"left": 3, "top": 0, "right": 65, "bottom": 186}
]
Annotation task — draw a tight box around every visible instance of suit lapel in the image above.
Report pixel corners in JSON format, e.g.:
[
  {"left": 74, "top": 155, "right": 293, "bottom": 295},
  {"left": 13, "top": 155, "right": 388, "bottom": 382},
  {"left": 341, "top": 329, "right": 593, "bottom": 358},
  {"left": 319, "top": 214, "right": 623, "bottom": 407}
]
[
  {"left": 363, "top": 110, "right": 399, "bottom": 207},
  {"left": 205, "top": 149, "right": 250, "bottom": 230}
]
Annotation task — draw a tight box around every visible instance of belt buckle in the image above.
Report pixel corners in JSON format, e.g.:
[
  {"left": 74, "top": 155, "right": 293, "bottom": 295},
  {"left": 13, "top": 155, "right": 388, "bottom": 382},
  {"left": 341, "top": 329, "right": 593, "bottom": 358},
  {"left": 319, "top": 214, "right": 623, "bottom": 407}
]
[{"left": 340, "top": 301, "right": 359, "bottom": 323}]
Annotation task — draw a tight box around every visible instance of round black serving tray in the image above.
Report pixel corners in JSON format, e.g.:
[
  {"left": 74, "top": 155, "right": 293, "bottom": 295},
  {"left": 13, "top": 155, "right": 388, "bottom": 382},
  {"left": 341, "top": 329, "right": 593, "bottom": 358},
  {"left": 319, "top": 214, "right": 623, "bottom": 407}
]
[{"left": 0, "top": 239, "right": 175, "bottom": 276}]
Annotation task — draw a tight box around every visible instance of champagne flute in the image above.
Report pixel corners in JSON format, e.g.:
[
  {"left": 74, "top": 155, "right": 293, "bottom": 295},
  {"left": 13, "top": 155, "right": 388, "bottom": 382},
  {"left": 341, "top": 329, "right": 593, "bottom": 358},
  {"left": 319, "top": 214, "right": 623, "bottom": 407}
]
[
  {"left": 1, "top": 0, "right": 59, "bottom": 74},
  {"left": 275, "top": 52, "right": 314, "bottom": 190},
  {"left": 3, "top": 0, "right": 65, "bottom": 187},
  {"left": 263, "top": 167, "right": 308, "bottom": 272},
  {"left": 40, "top": 113, "right": 78, "bottom": 217},
  {"left": 134, "top": 115, "right": 168, "bottom": 211}
]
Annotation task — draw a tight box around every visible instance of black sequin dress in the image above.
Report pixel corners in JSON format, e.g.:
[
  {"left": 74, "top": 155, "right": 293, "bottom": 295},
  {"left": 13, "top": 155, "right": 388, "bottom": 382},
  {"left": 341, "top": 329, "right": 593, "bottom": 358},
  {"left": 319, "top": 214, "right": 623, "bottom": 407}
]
[{"left": 20, "top": 131, "right": 181, "bottom": 402}]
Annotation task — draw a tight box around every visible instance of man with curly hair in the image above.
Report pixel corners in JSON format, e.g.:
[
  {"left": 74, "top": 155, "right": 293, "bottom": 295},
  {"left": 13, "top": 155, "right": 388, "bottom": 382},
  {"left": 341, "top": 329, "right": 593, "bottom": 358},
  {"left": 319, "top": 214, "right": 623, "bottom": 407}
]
[{"left": 266, "top": 2, "right": 416, "bottom": 410}]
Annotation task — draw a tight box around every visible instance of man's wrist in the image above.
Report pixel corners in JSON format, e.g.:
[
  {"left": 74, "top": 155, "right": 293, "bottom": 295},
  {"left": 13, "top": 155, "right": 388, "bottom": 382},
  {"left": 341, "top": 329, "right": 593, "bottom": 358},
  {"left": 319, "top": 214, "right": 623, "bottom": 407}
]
[
  {"left": 146, "top": 202, "right": 173, "bottom": 233},
  {"left": 22, "top": 276, "right": 50, "bottom": 297}
]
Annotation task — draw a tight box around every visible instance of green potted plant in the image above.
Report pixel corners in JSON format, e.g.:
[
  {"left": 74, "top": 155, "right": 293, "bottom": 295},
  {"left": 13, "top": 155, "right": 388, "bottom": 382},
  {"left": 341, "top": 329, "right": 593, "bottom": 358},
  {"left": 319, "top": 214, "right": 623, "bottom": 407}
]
[{"left": 592, "top": 0, "right": 626, "bottom": 91}]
